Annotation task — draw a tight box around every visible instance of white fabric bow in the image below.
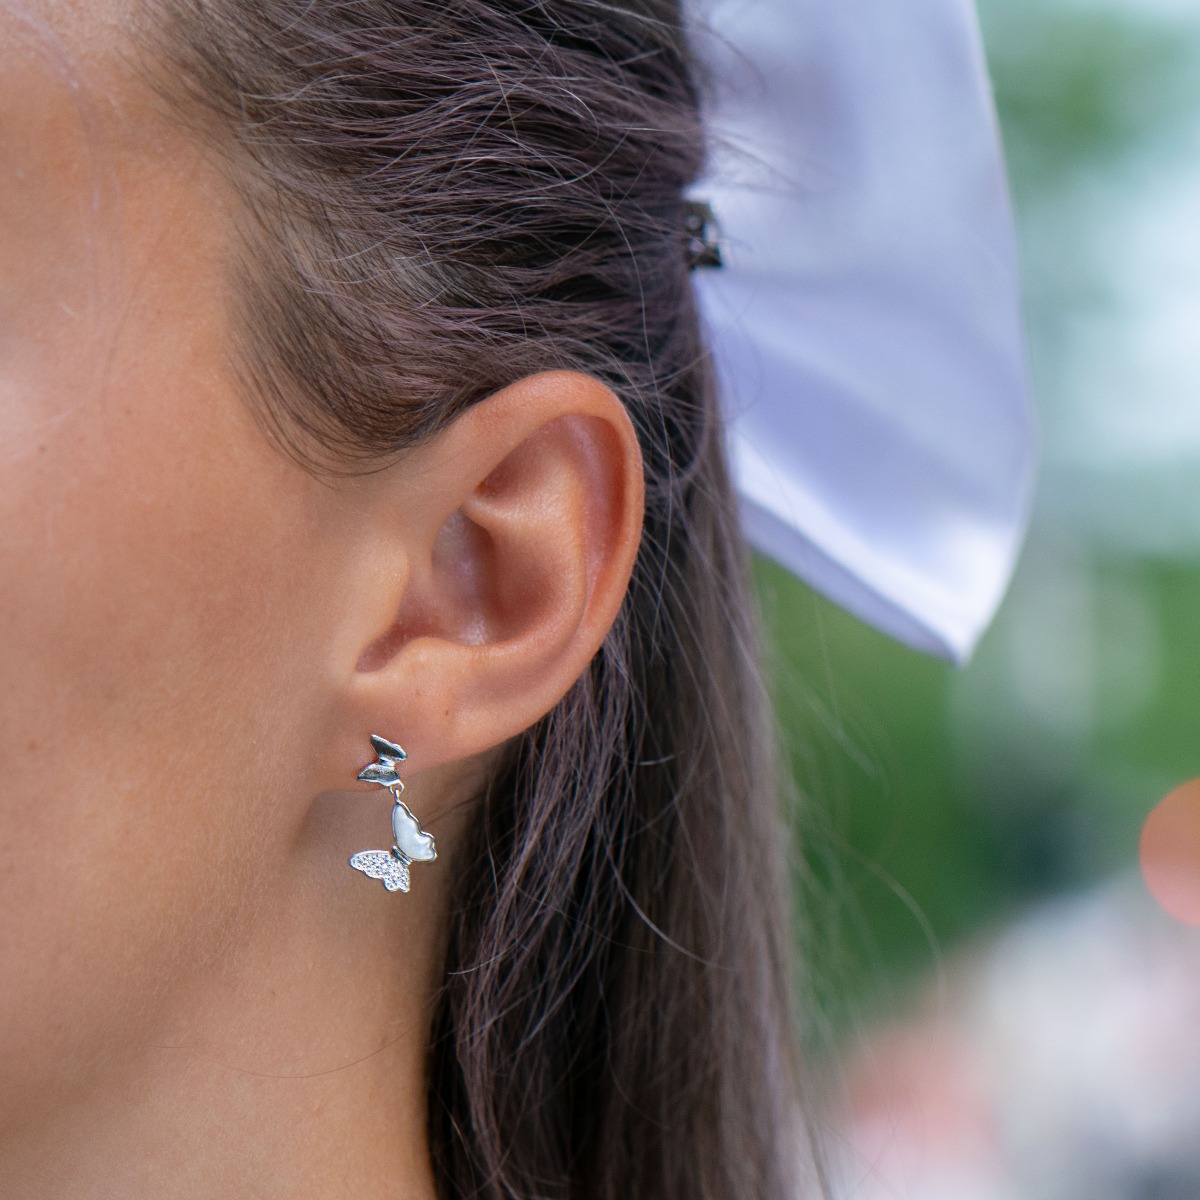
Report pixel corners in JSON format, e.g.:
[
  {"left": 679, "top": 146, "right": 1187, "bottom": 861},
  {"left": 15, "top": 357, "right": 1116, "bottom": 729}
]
[{"left": 694, "top": 0, "right": 1037, "bottom": 663}]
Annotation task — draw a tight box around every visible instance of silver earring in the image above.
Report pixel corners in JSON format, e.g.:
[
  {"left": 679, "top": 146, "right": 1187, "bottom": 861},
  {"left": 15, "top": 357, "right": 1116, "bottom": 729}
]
[{"left": 349, "top": 734, "right": 437, "bottom": 893}]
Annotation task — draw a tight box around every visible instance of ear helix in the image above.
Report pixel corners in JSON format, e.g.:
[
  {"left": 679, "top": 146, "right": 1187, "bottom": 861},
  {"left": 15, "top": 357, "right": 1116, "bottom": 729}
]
[{"left": 348, "top": 734, "right": 437, "bottom": 894}]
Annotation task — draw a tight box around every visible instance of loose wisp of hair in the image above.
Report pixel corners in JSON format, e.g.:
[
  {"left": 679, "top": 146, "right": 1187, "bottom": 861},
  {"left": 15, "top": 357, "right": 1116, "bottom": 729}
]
[{"left": 145, "top": 1, "right": 814, "bottom": 1196}]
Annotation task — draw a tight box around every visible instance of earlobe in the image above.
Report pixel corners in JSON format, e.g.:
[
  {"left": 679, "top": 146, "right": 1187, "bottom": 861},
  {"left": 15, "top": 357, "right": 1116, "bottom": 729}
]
[{"left": 339, "top": 371, "right": 644, "bottom": 779}]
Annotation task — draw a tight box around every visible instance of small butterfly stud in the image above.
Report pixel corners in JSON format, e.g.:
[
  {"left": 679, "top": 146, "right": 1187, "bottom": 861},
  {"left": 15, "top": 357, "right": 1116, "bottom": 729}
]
[
  {"left": 356, "top": 733, "right": 407, "bottom": 792},
  {"left": 349, "top": 735, "right": 437, "bottom": 894}
]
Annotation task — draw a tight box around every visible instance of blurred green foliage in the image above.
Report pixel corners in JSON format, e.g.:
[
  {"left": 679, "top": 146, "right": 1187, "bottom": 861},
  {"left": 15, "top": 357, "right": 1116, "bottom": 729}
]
[
  {"left": 763, "top": 0, "right": 1200, "bottom": 1025},
  {"left": 983, "top": 2, "right": 1195, "bottom": 195},
  {"left": 764, "top": 551, "right": 1200, "bottom": 1025}
]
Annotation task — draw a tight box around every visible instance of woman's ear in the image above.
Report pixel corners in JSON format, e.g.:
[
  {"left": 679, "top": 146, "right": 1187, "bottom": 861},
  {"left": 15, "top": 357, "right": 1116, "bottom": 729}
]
[{"left": 329, "top": 370, "right": 644, "bottom": 782}]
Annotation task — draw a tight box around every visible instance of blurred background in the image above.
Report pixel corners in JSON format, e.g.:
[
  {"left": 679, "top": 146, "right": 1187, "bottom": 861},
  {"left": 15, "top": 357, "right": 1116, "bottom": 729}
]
[{"left": 757, "top": 0, "right": 1200, "bottom": 1194}]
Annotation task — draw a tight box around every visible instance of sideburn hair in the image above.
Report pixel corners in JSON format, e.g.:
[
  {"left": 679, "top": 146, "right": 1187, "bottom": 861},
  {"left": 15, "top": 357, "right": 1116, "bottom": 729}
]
[{"left": 146, "top": 2, "right": 814, "bottom": 1196}]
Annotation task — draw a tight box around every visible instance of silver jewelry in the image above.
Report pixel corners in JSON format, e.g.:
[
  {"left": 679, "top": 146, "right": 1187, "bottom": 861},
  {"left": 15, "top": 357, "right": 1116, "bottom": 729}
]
[{"left": 349, "top": 734, "right": 437, "bottom": 893}]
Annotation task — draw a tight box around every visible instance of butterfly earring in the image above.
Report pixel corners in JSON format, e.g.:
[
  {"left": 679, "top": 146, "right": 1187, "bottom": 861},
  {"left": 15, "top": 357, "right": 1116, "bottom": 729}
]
[{"left": 349, "top": 734, "right": 437, "bottom": 893}]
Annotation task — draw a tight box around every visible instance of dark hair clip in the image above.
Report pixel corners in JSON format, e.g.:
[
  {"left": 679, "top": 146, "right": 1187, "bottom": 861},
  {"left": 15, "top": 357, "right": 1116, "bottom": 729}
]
[{"left": 685, "top": 199, "right": 723, "bottom": 270}]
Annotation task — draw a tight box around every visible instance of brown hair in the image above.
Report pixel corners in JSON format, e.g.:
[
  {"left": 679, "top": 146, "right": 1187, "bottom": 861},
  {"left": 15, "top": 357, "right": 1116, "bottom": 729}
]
[{"left": 147, "top": 2, "right": 812, "bottom": 1196}]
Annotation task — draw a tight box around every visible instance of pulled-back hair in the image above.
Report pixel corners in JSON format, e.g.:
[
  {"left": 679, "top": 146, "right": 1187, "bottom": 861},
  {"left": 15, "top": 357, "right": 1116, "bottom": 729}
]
[{"left": 148, "top": 2, "right": 810, "bottom": 1196}]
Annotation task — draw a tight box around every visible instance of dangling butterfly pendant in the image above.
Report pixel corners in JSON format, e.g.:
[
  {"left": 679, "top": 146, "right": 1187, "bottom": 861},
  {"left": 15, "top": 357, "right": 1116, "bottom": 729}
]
[{"left": 349, "top": 734, "right": 437, "bottom": 894}]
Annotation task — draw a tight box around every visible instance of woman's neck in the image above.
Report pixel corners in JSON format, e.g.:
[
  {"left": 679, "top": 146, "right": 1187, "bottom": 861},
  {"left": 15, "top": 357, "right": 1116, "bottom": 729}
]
[{"left": 1, "top": 790, "right": 450, "bottom": 1200}]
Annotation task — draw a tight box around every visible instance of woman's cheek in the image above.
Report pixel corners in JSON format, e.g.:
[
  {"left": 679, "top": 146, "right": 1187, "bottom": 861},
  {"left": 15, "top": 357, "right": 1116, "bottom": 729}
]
[{"left": 0, "top": 69, "right": 330, "bottom": 1114}]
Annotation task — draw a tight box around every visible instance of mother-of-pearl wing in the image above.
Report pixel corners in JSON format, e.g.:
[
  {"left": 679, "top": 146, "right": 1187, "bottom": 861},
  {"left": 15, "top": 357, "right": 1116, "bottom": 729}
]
[{"left": 392, "top": 801, "right": 437, "bottom": 863}]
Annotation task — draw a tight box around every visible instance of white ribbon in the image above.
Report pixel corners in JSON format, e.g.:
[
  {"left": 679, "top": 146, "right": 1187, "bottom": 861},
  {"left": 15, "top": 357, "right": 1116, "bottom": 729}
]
[{"left": 694, "top": 0, "right": 1037, "bottom": 663}]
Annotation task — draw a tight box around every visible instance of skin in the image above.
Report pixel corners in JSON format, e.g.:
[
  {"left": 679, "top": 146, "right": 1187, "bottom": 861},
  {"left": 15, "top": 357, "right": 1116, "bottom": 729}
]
[{"left": 0, "top": 3, "right": 645, "bottom": 1196}]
